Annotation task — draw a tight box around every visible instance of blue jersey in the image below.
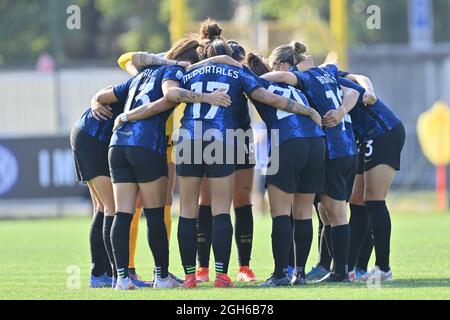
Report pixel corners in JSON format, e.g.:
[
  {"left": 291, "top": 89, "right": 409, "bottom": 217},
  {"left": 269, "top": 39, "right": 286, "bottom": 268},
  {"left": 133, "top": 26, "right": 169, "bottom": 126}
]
[
  {"left": 110, "top": 65, "right": 184, "bottom": 154},
  {"left": 338, "top": 77, "right": 401, "bottom": 142},
  {"left": 75, "top": 102, "right": 124, "bottom": 144},
  {"left": 180, "top": 64, "right": 261, "bottom": 140},
  {"left": 291, "top": 65, "right": 357, "bottom": 159},
  {"left": 252, "top": 78, "right": 325, "bottom": 146}
]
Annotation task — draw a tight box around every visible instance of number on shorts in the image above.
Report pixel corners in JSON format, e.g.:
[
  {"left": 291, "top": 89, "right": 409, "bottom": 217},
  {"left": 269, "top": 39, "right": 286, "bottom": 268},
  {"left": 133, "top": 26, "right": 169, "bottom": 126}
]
[{"left": 365, "top": 140, "right": 374, "bottom": 157}]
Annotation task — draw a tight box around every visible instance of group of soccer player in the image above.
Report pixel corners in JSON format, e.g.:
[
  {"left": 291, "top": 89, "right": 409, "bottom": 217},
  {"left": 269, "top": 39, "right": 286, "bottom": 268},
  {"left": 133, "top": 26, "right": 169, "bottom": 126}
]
[{"left": 70, "top": 18, "right": 405, "bottom": 290}]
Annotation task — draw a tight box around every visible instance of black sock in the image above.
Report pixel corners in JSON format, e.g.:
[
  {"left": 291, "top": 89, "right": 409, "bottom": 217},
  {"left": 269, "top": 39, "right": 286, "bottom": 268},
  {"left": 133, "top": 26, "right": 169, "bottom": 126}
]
[
  {"left": 144, "top": 208, "right": 169, "bottom": 279},
  {"left": 294, "top": 219, "right": 313, "bottom": 278},
  {"left": 90, "top": 211, "right": 106, "bottom": 277},
  {"left": 357, "top": 230, "right": 374, "bottom": 272},
  {"left": 366, "top": 201, "right": 391, "bottom": 272},
  {"left": 288, "top": 213, "right": 295, "bottom": 267},
  {"left": 348, "top": 204, "right": 369, "bottom": 271},
  {"left": 212, "top": 214, "right": 233, "bottom": 274},
  {"left": 234, "top": 205, "right": 253, "bottom": 267},
  {"left": 178, "top": 217, "right": 197, "bottom": 275},
  {"left": 272, "top": 216, "right": 292, "bottom": 278},
  {"left": 330, "top": 224, "right": 350, "bottom": 276},
  {"left": 197, "top": 205, "right": 212, "bottom": 268},
  {"left": 102, "top": 215, "right": 116, "bottom": 277},
  {"left": 111, "top": 212, "right": 133, "bottom": 279}
]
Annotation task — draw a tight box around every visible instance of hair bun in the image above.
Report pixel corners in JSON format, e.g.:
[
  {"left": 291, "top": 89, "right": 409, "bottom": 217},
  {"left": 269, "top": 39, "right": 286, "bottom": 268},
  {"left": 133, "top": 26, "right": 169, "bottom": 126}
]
[
  {"left": 199, "top": 18, "right": 222, "bottom": 39},
  {"left": 291, "top": 41, "right": 307, "bottom": 54}
]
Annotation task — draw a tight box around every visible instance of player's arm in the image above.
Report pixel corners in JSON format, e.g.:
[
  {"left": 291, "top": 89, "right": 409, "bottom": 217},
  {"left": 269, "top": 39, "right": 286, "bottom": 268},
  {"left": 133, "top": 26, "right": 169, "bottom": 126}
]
[
  {"left": 187, "top": 55, "right": 242, "bottom": 71},
  {"left": 260, "top": 71, "right": 298, "bottom": 86},
  {"left": 250, "top": 87, "right": 322, "bottom": 126},
  {"left": 131, "top": 52, "right": 190, "bottom": 70},
  {"left": 344, "top": 73, "right": 377, "bottom": 105},
  {"left": 90, "top": 86, "right": 117, "bottom": 121},
  {"left": 322, "top": 86, "right": 360, "bottom": 128},
  {"left": 113, "top": 81, "right": 231, "bottom": 131},
  {"left": 117, "top": 52, "right": 140, "bottom": 76}
]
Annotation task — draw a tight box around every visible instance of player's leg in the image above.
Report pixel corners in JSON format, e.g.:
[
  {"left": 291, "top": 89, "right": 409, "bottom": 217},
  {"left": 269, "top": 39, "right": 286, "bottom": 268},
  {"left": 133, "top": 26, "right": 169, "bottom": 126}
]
[
  {"left": 88, "top": 175, "right": 117, "bottom": 285},
  {"left": 208, "top": 172, "right": 235, "bottom": 288},
  {"left": 165, "top": 162, "right": 176, "bottom": 241},
  {"left": 178, "top": 175, "right": 202, "bottom": 288},
  {"left": 259, "top": 185, "right": 293, "bottom": 287},
  {"left": 196, "top": 178, "right": 212, "bottom": 282},
  {"left": 348, "top": 174, "right": 370, "bottom": 280},
  {"left": 361, "top": 123, "right": 405, "bottom": 281},
  {"left": 306, "top": 201, "right": 332, "bottom": 281},
  {"left": 86, "top": 183, "right": 112, "bottom": 288},
  {"left": 362, "top": 164, "right": 396, "bottom": 279},
  {"left": 233, "top": 167, "right": 257, "bottom": 282},
  {"left": 111, "top": 181, "right": 138, "bottom": 290},
  {"left": 292, "top": 193, "right": 315, "bottom": 285}
]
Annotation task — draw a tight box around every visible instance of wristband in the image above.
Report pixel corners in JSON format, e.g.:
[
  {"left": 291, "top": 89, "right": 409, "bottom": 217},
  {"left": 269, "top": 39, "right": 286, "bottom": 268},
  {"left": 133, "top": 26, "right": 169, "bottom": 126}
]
[{"left": 119, "top": 113, "right": 129, "bottom": 123}]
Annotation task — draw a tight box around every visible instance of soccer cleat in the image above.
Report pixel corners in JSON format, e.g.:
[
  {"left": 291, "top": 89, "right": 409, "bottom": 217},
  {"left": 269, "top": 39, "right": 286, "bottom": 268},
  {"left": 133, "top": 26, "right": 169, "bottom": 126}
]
[
  {"left": 115, "top": 276, "right": 139, "bottom": 290},
  {"left": 89, "top": 273, "right": 113, "bottom": 288},
  {"left": 259, "top": 274, "right": 292, "bottom": 287},
  {"left": 359, "top": 266, "right": 393, "bottom": 282},
  {"left": 317, "top": 272, "right": 350, "bottom": 283},
  {"left": 129, "top": 270, "right": 153, "bottom": 288},
  {"left": 348, "top": 267, "right": 366, "bottom": 282},
  {"left": 169, "top": 273, "right": 184, "bottom": 285},
  {"left": 214, "top": 274, "right": 234, "bottom": 288},
  {"left": 153, "top": 275, "right": 183, "bottom": 289},
  {"left": 183, "top": 274, "right": 197, "bottom": 289},
  {"left": 236, "top": 266, "right": 257, "bottom": 282},
  {"left": 306, "top": 265, "right": 330, "bottom": 282},
  {"left": 195, "top": 267, "right": 210, "bottom": 283}
]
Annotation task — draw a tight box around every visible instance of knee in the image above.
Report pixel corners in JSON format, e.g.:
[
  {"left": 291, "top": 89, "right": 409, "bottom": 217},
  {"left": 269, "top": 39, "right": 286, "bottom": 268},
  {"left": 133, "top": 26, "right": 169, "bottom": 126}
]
[{"left": 233, "top": 193, "right": 252, "bottom": 208}]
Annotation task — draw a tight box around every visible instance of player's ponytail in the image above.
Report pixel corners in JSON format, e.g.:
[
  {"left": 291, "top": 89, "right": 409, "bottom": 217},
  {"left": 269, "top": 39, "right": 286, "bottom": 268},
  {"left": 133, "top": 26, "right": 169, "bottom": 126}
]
[
  {"left": 244, "top": 52, "right": 271, "bottom": 76},
  {"left": 166, "top": 37, "right": 201, "bottom": 63},
  {"left": 269, "top": 41, "right": 309, "bottom": 70},
  {"left": 199, "top": 18, "right": 223, "bottom": 40},
  {"left": 291, "top": 41, "right": 307, "bottom": 55}
]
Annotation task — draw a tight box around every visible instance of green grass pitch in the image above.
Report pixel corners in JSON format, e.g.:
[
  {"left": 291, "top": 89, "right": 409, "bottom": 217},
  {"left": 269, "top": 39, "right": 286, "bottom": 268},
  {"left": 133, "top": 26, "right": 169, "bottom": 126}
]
[{"left": 1, "top": 211, "right": 449, "bottom": 300}]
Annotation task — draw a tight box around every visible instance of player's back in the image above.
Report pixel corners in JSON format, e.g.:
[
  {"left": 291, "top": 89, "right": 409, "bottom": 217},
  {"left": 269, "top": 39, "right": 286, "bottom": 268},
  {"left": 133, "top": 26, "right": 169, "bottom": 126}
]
[
  {"left": 253, "top": 78, "right": 324, "bottom": 145},
  {"left": 111, "top": 65, "right": 184, "bottom": 154},
  {"left": 292, "top": 65, "right": 357, "bottom": 159},
  {"left": 180, "top": 63, "right": 260, "bottom": 140}
]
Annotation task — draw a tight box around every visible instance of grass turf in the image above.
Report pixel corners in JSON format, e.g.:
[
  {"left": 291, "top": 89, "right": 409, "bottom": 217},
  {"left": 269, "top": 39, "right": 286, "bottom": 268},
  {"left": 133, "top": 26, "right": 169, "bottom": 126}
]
[{"left": 0, "top": 211, "right": 449, "bottom": 300}]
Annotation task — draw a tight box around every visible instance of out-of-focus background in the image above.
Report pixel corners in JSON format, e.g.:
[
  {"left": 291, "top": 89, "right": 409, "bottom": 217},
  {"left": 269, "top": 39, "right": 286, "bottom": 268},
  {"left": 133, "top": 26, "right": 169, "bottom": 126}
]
[{"left": 0, "top": 0, "right": 449, "bottom": 218}]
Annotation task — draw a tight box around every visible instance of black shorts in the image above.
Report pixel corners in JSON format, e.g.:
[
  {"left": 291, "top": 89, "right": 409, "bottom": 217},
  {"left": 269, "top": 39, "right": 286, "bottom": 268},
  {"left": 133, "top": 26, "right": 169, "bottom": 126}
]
[
  {"left": 266, "top": 137, "right": 326, "bottom": 194},
  {"left": 359, "top": 123, "right": 406, "bottom": 172},
  {"left": 70, "top": 127, "right": 110, "bottom": 183},
  {"left": 322, "top": 155, "right": 358, "bottom": 201},
  {"left": 235, "top": 127, "right": 256, "bottom": 171},
  {"left": 109, "top": 146, "right": 168, "bottom": 183},
  {"left": 175, "top": 139, "right": 235, "bottom": 178}
]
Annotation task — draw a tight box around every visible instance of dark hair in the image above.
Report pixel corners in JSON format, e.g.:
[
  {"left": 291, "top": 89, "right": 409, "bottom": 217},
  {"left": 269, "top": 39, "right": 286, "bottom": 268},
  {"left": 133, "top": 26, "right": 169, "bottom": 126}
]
[
  {"left": 244, "top": 52, "right": 271, "bottom": 76},
  {"left": 269, "top": 41, "right": 308, "bottom": 69},
  {"left": 165, "top": 37, "right": 201, "bottom": 63},
  {"left": 199, "top": 18, "right": 223, "bottom": 40},
  {"left": 227, "top": 40, "right": 246, "bottom": 62},
  {"left": 197, "top": 18, "right": 232, "bottom": 59}
]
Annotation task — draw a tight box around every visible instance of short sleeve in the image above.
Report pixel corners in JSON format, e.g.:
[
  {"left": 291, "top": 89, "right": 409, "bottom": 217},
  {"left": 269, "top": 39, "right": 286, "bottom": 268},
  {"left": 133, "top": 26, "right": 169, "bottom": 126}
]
[
  {"left": 323, "top": 64, "right": 339, "bottom": 77},
  {"left": 291, "top": 71, "right": 307, "bottom": 91},
  {"left": 162, "top": 66, "right": 185, "bottom": 84},
  {"left": 113, "top": 77, "right": 134, "bottom": 103},
  {"left": 239, "top": 68, "right": 262, "bottom": 96}
]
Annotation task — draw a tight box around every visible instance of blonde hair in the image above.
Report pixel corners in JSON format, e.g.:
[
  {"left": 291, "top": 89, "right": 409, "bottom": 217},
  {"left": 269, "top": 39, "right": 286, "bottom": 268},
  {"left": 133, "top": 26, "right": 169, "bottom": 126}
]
[{"left": 269, "top": 41, "right": 308, "bottom": 69}]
